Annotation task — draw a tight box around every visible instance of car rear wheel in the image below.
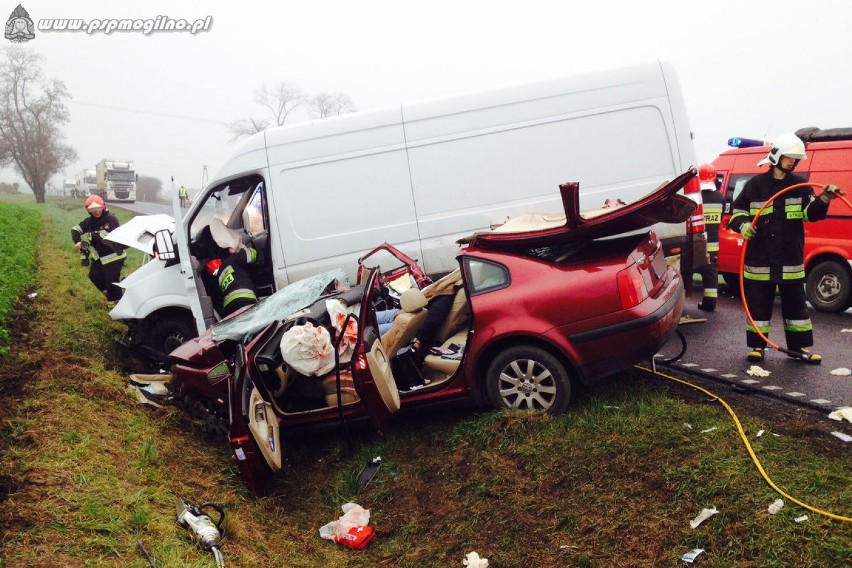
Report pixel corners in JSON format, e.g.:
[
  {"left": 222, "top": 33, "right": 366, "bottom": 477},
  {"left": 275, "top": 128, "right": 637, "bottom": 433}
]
[
  {"left": 806, "top": 260, "right": 851, "bottom": 313},
  {"left": 486, "top": 346, "right": 572, "bottom": 414}
]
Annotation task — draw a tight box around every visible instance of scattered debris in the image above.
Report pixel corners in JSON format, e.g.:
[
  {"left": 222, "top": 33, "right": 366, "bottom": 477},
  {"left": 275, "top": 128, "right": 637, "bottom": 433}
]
[
  {"left": 319, "top": 503, "right": 375, "bottom": 550},
  {"left": 689, "top": 506, "right": 718, "bottom": 529},
  {"left": 794, "top": 515, "right": 809, "bottom": 523},
  {"left": 746, "top": 365, "right": 770, "bottom": 377},
  {"left": 684, "top": 423, "right": 693, "bottom": 430},
  {"left": 27, "top": 292, "right": 37, "bottom": 300},
  {"left": 681, "top": 548, "right": 704, "bottom": 563},
  {"left": 700, "top": 427, "right": 717, "bottom": 434},
  {"left": 756, "top": 430, "right": 765, "bottom": 437},
  {"left": 463, "top": 551, "right": 489, "bottom": 567},
  {"left": 831, "top": 431, "right": 852, "bottom": 443},
  {"left": 841, "top": 328, "right": 852, "bottom": 333},
  {"left": 603, "top": 405, "right": 620, "bottom": 409},
  {"left": 767, "top": 499, "right": 784, "bottom": 515},
  {"left": 357, "top": 456, "right": 382, "bottom": 490},
  {"left": 828, "top": 407, "right": 852, "bottom": 424},
  {"left": 559, "top": 545, "right": 578, "bottom": 550},
  {"left": 829, "top": 367, "right": 851, "bottom": 376}
]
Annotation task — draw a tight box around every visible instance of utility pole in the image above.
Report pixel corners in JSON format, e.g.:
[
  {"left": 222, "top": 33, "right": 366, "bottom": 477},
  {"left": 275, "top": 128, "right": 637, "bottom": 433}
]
[{"left": 201, "top": 165, "right": 209, "bottom": 190}]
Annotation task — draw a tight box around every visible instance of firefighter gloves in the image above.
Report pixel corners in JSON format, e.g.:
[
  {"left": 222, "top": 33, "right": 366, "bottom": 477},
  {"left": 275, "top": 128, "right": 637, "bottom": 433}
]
[
  {"left": 740, "top": 224, "right": 757, "bottom": 240},
  {"left": 821, "top": 184, "right": 845, "bottom": 199}
]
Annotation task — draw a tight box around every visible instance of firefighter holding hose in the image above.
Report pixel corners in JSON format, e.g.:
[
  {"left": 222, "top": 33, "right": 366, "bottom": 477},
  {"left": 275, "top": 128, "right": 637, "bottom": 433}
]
[{"left": 728, "top": 132, "right": 844, "bottom": 364}]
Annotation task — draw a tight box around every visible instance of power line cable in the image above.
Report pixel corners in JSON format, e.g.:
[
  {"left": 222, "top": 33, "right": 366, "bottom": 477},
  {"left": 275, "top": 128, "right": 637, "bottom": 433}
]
[{"left": 69, "top": 99, "right": 230, "bottom": 126}]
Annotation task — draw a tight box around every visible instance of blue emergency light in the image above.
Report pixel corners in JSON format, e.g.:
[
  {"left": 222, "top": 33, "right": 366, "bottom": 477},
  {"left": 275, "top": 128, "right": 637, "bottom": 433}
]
[{"left": 728, "top": 137, "right": 765, "bottom": 148}]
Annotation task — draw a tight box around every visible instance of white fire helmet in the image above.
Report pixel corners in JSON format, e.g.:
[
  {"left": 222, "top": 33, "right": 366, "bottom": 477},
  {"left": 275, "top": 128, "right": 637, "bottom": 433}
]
[{"left": 757, "top": 133, "right": 807, "bottom": 167}]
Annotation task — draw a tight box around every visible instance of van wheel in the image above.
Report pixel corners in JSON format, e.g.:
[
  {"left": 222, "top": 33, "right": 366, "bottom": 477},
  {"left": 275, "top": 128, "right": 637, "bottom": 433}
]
[
  {"left": 149, "top": 315, "right": 198, "bottom": 355},
  {"left": 806, "top": 260, "right": 851, "bottom": 313},
  {"left": 486, "top": 346, "right": 572, "bottom": 414}
]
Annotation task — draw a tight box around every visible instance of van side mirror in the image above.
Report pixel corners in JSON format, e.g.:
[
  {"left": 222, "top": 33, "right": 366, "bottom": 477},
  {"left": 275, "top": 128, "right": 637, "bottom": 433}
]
[{"left": 154, "top": 229, "right": 177, "bottom": 260}]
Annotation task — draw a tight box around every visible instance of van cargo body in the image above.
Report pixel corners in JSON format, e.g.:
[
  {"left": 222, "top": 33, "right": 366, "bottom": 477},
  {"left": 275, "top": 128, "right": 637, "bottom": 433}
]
[{"left": 110, "top": 60, "right": 698, "bottom": 358}]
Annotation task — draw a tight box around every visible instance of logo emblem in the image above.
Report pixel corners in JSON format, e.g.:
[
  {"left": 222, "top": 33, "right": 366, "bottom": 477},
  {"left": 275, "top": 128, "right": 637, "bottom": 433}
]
[{"left": 5, "top": 4, "right": 35, "bottom": 43}]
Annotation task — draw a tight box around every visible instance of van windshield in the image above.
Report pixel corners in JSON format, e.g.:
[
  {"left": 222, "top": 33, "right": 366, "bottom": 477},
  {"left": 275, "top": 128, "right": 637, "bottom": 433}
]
[{"left": 189, "top": 176, "right": 264, "bottom": 239}]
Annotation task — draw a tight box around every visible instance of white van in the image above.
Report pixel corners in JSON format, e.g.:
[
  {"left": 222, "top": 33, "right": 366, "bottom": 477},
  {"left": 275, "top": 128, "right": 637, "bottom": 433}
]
[{"left": 110, "top": 60, "right": 698, "bottom": 358}]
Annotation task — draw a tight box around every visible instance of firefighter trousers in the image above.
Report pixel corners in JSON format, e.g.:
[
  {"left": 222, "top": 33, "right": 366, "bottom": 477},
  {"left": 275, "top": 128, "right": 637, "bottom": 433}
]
[
  {"left": 743, "top": 280, "right": 813, "bottom": 350},
  {"left": 695, "top": 253, "right": 718, "bottom": 311},
  {"left": 89, "top": 259, "right": 124, "bottom": 302}
]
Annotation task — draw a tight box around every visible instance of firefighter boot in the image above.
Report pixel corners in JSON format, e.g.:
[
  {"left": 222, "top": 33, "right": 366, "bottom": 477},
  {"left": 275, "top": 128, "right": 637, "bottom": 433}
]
[
  {"left": 787, "top": 347, "right": 822, "bottom": 365},
  {"left": 747, "top": 347, "right": 765, "bottom": 363}
]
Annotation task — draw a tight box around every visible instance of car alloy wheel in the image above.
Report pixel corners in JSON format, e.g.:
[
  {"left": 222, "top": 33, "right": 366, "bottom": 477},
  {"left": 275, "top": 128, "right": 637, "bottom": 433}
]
[{"left": 486, "top": 346, "right": 571, "bottom": 414}]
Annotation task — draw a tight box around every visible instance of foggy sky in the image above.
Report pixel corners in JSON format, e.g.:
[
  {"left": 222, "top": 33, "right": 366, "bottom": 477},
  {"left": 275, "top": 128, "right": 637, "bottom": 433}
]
[{"left": 4, "top": 0, "right": 852, "bottom": 195}]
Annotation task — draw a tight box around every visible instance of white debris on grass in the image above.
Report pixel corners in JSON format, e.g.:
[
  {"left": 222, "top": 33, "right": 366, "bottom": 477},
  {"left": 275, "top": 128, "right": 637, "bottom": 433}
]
[
  {"left": 689, "top": 506, "right": 718, "bottom": 529},
  {"left": 684, "top": 423, "right": 693, "bottom": 430},
  {"left": 831, "top": 431, "right": 852, "bottom": 442},
  {"left": 756, "top": 430, "right": 765, "bottom": 437},
  {"left": 701, "top": 427, "right": 717, "bottom": 434},
  {"left": 681, "top": 549, "right": 704, "bottom": 563},
  {"left": 767, "top": 499, "right": 784, "bottom": 515},
  {"left": 828, "top": 407, "right": 852, "bottom": 424},
  {"left": 829, "top": 367, "right": 851, "bottom": 376},
  {"left": 747, "top": 365, "right": 770, "bottom": 377},
  {"left": 463, "top": 551, "right": 489, "bottom": 567},
  {"left": 794, "top": 515, "right": 809, "bottom": 523}
]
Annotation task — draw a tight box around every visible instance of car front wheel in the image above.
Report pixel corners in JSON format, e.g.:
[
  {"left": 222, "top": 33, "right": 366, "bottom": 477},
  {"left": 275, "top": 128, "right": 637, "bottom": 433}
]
[{"left": 486, "top": 346, "right": 572, "bottom": 414}]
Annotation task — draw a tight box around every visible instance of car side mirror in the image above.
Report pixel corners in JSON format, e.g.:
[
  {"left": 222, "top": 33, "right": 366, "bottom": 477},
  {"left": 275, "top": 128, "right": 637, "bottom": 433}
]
[{"left": 154, "top": 229, "right": 177, "bottom": 261}]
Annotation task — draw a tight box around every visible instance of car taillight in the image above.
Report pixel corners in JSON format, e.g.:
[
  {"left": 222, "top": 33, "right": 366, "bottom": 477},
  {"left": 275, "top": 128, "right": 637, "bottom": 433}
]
[
  {"left": 617, "top": 263, "right": 649, "bottom": 309},
  {"left": 683, "top": 177, "right": 705, "bottom": 234}
]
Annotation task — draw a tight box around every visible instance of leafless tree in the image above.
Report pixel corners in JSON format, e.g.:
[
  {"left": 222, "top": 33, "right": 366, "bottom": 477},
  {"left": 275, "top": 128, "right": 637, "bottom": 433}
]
[
  {"left": 309, "top": 90, "right": 357, "bottom": 118},
  {"left": 0, "top": 47, "right": 76, "bottom": 203},
  {"left": 227, "top": 81, "right": 304, "bottom": 142}
]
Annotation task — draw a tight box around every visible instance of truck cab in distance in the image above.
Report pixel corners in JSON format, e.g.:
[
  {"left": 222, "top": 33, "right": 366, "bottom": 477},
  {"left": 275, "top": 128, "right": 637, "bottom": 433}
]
[{"left": 96, "top": 159, "right": 137, "bottom": 203}]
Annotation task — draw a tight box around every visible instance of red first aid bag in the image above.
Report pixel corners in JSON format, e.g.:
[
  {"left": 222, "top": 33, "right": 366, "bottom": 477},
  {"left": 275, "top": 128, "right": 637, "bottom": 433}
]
[{"left": 334, "top": 525, "right": 375, "bottom": 550}]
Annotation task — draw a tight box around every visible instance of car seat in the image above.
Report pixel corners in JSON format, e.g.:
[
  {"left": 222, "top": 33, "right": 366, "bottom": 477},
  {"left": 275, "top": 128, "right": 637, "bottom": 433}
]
[{"left": 381, "top": 288, "right": 428, "bottom": 357}]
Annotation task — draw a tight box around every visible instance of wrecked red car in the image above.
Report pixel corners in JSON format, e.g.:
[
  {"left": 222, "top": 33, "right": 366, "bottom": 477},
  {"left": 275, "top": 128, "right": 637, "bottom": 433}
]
[{"left": 168, "top": 170, "right": 697, "bottom": 494}]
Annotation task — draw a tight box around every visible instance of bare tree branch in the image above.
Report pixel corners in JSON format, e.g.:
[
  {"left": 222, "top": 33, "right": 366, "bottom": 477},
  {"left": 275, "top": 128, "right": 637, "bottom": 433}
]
[
  {"left": 225, "top": 117, "right": 269, "bottom": 143},
  {"left": 0, "top": 46, "right": 76, "bottom": 203},
  {"left": 309, "top": 90, "right": 357, "bottom": 119}
]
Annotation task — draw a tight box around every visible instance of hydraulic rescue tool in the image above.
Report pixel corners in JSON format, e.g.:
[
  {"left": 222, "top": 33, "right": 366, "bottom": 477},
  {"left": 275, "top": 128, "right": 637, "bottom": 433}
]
[{"left": 176, "top": 498, "right": 226, "bottom": 567}]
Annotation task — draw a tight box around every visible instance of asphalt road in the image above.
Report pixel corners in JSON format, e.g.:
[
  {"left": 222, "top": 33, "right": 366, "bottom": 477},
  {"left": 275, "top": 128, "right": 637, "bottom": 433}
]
[{"left": 659, "top": 282, "right": 852, "bottom": 411}]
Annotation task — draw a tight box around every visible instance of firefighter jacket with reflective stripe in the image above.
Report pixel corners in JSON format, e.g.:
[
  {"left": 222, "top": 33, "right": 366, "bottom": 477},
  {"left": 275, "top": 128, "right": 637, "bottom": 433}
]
[
  {"left": 701, "top": 187, "right": 724, "bottom": 253},
  {"left": 71, "top": 211, "right": 127, "bottom": 264},
  {"left": 218, "top": 247, "right": 258, "bottom": 311},
  {"left": 728, "top": 171, "right": 828, "bottom": 283}
]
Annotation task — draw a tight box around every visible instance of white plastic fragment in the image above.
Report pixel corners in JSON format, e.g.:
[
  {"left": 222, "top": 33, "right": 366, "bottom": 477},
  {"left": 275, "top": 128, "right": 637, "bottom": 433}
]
[
  {"left": 681, "top": 548, "right": 704, "bottom": 563},
  {"left": 767, "top": 499, "right": 784, "bottom": 515},
  {"left": 794, "top": 515, "right": 809, "bottom": 523},
  {"left": 831, "top": 431, "right": 852, "bottom": 442},
  {"left": 463, "top": 551, "right": 489, "bottom": 567},
  {"left": 828, "top": 407, "right": 852, "bottom": 424},
  {"left": 841, "top": 328, "right": 852, "bottom": 332},
  {"left": 27, "top": 292, "right": 37, "bottom": 300},
  {"left": 701, "top": 427, "right": 717, "bottom": 434},
  {"left": 756, "top": 430, "right": 765, "bottom": 437},
  {"left": 747, "top": 365, "right": 770, "bottom": 377},
  {"left": 829, "top": 367, "right": 852, "bottom": 376},
  {"left": 684, "top": 423, "right": 693, "bottom": 430},
  {"left": 689, "top": 506, "right": 718, "bottom": 528}
]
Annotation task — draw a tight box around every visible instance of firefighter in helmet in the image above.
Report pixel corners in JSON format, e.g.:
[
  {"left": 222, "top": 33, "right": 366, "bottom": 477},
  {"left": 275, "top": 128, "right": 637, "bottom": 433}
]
[
  {"left": 71, "top": 195, "right": 127, "bottom": 305},
  {"left": 728, "top": 133, "right": 845, "bottom": 363},
  {"left": 695, "top": 163, "right": 724, "bottom": 312},
  {"left": 202, "top": 218, "right": 259, "bottom": 316}
]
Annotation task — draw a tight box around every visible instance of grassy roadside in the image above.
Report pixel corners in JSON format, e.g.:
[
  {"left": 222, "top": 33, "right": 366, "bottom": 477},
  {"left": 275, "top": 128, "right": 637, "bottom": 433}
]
[
  {"left": 0, "top": 198, "right": 850, "bottom": 567},
  {"left": 0, "top": 197, "right": 41, "bottom": 356}
]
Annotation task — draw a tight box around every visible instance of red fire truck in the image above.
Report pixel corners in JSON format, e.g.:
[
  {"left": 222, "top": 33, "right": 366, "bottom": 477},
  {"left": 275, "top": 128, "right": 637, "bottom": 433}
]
[{"left": 712, "top": 127, "right": 852, "bottom": 313}]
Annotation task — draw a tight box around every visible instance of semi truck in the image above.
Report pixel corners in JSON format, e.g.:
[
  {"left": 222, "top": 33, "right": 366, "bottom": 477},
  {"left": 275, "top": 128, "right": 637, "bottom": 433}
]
[
  {"left": 75, "top": 168, "right": 97, "bottom": 198},
  {"left": 96, "top": 159, "right": 137, "bottom": 203},
  {"left": 63, "top": 178, "right": 76, "bottom": 198}
]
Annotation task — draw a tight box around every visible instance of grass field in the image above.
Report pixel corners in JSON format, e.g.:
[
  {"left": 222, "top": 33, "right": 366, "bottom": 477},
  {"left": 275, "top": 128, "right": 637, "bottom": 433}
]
[{"left": 0, "top": 197, "right": 850, "bottom": 567}]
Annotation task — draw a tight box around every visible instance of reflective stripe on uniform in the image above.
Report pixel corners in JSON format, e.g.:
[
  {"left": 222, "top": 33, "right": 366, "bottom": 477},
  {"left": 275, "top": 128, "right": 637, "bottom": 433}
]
[
  {"left": 747, "top": 320, "right": 771, "bottom": 334},
  {"left": 223, "top": 289, "right": 257, "bottom": 308},
  {"left": 783, "top": 318, "right": 812, "bottom": 332},
  {"left": 782, "top": 264, "right": 805, "bottom": 280},
  {"left": 703, "top": 287, "right": 718, "bottom": 299},
  {"left": 707, "top": 241, "right": 719, "bottom": 252},
  {"left": 99, "top": 251, "right": 127, "bottom": 265},
  {"left": 744, "top": 265, "right": 771, "bottom": 281},
  {"left": 750, "top": 201, "right": 772, "bottom": 216}
]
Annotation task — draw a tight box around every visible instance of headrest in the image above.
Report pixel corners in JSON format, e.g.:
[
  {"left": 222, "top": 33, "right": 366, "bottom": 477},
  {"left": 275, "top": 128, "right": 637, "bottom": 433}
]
[{"left": 400, "top": 288, "right": 427, "bottom": 313}]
